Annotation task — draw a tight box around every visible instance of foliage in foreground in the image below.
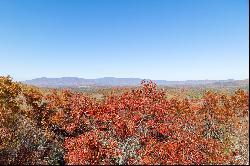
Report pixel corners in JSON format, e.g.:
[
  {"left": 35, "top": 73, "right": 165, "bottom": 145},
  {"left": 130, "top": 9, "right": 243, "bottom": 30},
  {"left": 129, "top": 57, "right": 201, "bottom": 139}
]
[{"left": 0, "top": 76, "right": 249, "bottom": 165}]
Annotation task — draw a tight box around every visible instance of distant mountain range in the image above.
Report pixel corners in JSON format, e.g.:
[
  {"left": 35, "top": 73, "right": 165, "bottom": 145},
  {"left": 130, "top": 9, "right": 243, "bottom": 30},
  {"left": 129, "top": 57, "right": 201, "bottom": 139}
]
[{"left": 22, "top": 77, "right": 249, "bottom": 88}]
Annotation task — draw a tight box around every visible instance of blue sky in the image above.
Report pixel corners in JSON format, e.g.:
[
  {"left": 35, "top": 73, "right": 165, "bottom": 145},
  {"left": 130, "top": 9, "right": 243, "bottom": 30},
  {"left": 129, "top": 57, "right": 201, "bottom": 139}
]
[{"left": 0, "top": 0, "right": 249, "bottom": 81}]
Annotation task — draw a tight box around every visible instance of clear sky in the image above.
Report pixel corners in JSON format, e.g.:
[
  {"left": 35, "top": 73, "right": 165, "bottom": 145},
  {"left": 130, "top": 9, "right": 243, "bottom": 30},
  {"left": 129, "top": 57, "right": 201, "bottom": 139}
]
[{"left": 0, "top": 0, "right": 249, "bottom": 81}]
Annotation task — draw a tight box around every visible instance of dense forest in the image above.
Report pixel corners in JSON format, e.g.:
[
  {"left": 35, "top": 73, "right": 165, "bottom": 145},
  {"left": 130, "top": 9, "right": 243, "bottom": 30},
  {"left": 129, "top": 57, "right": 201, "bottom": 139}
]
[{"left": 0, "top": 76, "right": 249, "bottom": 165}]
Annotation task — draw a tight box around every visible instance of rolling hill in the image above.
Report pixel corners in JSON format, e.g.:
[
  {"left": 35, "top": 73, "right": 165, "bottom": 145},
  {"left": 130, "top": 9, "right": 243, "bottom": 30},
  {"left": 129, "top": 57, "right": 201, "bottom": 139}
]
[{"left": 22, "top": 77, "right": 249, "bottom": 88}]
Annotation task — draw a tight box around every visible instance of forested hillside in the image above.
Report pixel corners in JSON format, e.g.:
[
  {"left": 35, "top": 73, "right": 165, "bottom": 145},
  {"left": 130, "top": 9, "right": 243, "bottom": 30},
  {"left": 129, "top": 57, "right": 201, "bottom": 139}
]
[{"left": 0, "top": 76, "right": 249, "bottom": 165}]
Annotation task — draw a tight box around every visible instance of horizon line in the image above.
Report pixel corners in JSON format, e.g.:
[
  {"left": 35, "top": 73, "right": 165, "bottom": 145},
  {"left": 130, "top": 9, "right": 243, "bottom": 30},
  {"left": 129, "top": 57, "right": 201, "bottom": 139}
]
[{"left": 20, "top": 76, "right": 249, "bottom": 82}]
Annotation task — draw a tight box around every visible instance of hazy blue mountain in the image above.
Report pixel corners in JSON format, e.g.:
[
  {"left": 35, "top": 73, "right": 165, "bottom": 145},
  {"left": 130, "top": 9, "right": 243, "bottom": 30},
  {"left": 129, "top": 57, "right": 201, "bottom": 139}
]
[{"left": 22, "top": 77, "right": 249, "bottom": 88}]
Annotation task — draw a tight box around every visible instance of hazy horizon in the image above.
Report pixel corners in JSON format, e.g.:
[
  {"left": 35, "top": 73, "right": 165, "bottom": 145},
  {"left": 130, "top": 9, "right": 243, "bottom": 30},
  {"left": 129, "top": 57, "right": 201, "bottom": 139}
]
[
  {"left": 6, "top": 75, "right": 250, "bottom": 82},
  {"left": 11, "top": 76, "right": 250, "bottom": 82},
  {"left": 0, "top": 0, "right": 249, "bottom": 81}
]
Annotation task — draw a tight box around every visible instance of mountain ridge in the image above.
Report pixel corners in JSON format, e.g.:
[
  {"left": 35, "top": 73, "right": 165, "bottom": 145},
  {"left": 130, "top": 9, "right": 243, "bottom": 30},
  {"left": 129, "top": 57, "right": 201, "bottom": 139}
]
[{"left": 22, "top": 77, "right": 249, "bottom": 88}]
